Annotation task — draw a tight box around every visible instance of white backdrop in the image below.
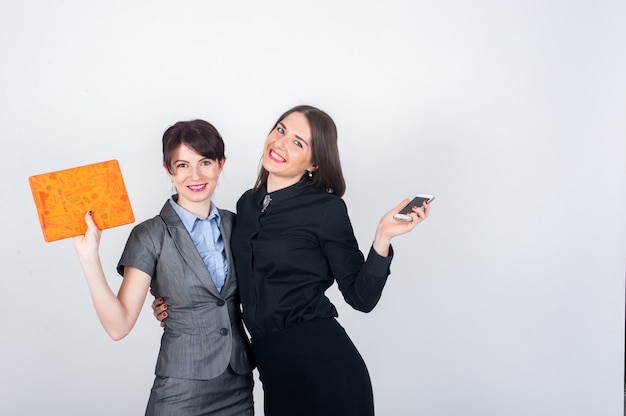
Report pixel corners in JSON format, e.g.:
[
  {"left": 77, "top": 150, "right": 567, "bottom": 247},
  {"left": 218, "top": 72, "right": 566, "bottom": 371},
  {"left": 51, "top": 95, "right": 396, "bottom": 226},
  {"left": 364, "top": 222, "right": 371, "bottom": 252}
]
[{"left": 1, "top": 1, "right": 624, "bottom": 415}]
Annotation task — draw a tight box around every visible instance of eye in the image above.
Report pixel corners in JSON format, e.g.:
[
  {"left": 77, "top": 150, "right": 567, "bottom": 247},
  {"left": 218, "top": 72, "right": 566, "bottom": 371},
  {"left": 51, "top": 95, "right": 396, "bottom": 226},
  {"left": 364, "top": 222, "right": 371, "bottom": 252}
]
[
  {"left": 277, "top": 126, "right": 285, "bottom": 134},
  {"left": 201, "top": 160, "right": 213, "bottom": 166},
  {"left": 175, "top": 162, "right": 188, "bottom": 169},
  {"left": 293, "top": 140, "right": 303, "bottom": 148}
]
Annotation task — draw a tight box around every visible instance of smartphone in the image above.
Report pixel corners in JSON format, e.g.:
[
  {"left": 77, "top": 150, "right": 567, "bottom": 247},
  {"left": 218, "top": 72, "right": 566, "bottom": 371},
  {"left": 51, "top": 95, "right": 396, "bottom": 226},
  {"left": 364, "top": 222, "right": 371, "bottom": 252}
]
[{"left": 393, "top": 194, "right": 435, "bottom": 221}]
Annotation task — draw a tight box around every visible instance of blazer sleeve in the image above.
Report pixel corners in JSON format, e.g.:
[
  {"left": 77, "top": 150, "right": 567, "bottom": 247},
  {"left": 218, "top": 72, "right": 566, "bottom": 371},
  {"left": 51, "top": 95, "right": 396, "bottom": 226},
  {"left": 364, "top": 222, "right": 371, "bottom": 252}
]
[
  {"left": 319, "top": 198, "right": 393, "bottom": 312},
  {"left": 116, "top": 218, "right": 163, "bottom": 277}
]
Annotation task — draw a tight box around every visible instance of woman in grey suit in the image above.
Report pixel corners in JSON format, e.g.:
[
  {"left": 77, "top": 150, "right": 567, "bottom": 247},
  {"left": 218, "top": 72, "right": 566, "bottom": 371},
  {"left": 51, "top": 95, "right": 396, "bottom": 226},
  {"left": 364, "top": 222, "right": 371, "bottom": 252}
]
[{"left": 73, "top": 120, "right": 254, "bottom": 416}]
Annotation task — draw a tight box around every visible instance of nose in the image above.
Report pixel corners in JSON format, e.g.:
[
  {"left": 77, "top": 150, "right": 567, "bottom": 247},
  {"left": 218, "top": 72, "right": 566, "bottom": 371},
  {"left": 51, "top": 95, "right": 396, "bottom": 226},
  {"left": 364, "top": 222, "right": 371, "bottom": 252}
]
[
  {"left": 191, "top": 164, "right": 202, "bottom": 179},
  {"left": 273, "top": 134, "right": 289, "bottom": 149}
]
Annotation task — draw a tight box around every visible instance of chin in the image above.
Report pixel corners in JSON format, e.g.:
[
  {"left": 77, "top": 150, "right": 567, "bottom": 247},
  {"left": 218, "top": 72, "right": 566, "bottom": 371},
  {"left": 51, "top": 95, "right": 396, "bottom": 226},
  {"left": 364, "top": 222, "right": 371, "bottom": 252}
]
[{"left": 184, "top": 191, "right": 213, "bottom": 202}]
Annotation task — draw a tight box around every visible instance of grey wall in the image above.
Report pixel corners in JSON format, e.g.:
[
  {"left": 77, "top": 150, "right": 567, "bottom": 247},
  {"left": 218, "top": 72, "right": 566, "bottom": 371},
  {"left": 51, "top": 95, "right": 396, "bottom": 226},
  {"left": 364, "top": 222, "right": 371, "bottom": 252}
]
[{"left": 1, "top": 1, "right": 624, "bottom": 415}]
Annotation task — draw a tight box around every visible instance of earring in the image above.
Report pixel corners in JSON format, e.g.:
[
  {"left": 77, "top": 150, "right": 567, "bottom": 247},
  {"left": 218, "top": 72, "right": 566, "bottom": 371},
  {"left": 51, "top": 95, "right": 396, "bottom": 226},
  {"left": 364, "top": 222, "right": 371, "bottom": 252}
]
[{"left": 308, "top": 171, "right": 313, "bottom": 178}]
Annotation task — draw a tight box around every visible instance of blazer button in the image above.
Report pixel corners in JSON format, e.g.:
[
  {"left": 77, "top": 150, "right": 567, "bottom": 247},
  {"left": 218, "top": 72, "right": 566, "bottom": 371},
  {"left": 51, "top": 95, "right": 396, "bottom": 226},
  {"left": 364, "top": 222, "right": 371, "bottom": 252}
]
[
  {"left": 216, "top": 299, "right": 226, "bottom": 307},
  {"left": 219, "top": 328, "right": 229, "bottom": 336}
]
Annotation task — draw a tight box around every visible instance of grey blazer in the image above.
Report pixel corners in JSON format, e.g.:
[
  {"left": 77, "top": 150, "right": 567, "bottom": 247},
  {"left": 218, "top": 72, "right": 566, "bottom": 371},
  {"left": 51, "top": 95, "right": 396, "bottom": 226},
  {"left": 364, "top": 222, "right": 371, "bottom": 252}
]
[{"left": 117, "top": 200, "right": 253, "bottom": 380}]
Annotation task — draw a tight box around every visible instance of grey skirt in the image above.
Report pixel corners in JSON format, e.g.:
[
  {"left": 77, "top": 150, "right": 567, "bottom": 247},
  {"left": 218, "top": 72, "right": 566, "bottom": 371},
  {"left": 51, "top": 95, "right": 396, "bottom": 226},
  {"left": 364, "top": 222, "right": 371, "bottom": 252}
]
[{"left": 145, "top": 365, "right": 254, "bottom": 416}]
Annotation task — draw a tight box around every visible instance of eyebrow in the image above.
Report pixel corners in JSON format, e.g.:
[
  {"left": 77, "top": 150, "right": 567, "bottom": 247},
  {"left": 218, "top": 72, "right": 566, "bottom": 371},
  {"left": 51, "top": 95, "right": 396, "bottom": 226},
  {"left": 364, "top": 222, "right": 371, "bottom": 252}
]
[
  {"left": 173, "top": 156, "right": 212, "bottom": 164},
  {"left": 278, "top": 122, "right": 309, "bottom": 145}
]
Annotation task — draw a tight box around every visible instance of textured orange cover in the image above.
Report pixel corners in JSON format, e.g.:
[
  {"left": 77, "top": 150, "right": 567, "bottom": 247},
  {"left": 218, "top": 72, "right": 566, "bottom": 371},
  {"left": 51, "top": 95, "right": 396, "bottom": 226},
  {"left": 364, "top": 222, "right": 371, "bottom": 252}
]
[{"left": 29, "top": 159, "right": 135, "bottom": 242}]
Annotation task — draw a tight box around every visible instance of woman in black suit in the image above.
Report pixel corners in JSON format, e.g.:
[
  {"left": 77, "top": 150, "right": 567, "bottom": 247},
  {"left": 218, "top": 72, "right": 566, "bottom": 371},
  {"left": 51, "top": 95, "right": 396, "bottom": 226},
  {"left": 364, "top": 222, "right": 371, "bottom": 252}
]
[{"left": 231, "top": 105, "right": 429, "bottom": 415}]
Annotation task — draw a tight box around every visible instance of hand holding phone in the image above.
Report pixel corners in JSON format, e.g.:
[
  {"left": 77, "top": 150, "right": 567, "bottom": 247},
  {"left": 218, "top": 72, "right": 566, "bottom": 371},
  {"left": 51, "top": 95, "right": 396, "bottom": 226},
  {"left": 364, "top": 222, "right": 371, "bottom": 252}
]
[{"left": 393, "top": 194, "right": 434, "bottom": 221}]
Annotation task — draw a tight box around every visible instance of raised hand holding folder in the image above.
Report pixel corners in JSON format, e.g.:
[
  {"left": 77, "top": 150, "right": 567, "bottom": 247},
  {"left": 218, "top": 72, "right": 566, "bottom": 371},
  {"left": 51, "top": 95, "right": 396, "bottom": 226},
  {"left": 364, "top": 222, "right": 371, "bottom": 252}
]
[{"left": 28, "top": 159, "right": 135, "bottom": 242}]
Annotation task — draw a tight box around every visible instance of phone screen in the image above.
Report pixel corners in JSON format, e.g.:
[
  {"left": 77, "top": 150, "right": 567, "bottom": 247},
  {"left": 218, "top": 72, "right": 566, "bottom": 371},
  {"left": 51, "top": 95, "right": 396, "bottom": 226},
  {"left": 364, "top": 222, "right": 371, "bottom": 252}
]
[
  {"left": 394, "top": 195, "right": 434, "bottom": 221},
  {"left": 398, "top": 196, "right": 432, "bottom": 215}
]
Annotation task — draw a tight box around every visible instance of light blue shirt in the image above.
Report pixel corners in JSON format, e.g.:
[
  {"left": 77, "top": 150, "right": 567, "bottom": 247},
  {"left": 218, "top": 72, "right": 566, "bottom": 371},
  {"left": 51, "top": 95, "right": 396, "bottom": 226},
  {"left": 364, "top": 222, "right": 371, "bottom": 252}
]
[{"left": 169, "top": 198, "right": 228, "bottom": 292}]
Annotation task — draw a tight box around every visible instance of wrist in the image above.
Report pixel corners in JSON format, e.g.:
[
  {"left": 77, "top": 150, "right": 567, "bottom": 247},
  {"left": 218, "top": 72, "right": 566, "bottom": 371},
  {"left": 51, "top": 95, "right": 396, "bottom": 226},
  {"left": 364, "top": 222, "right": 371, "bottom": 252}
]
[{"left": 372, "top": 234, "right": 392, "bottom": 257}]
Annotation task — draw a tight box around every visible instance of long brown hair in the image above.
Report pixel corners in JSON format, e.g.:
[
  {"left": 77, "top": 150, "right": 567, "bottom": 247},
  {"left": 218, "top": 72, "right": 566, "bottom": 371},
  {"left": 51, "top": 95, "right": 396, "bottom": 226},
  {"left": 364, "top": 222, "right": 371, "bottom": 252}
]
[{"left": 253, "top": 105, "right": 346, "bottom": 196}]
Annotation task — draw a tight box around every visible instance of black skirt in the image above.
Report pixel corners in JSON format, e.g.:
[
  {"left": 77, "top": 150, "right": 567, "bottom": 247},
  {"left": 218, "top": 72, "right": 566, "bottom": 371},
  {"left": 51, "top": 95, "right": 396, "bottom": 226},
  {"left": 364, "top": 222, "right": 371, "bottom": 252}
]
[{"left": 251, "top": 318, "right": 375, "bottom": 416}]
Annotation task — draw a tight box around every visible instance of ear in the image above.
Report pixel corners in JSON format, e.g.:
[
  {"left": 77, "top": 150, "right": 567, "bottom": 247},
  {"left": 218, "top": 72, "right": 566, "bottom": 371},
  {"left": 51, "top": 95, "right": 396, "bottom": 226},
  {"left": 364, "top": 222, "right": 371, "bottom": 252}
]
[
  {"left": 219, "top": 158, "right": 227, "bottom": 172},
  {"left": 309, "top": 163, "right": 318, "bottom": 172}
]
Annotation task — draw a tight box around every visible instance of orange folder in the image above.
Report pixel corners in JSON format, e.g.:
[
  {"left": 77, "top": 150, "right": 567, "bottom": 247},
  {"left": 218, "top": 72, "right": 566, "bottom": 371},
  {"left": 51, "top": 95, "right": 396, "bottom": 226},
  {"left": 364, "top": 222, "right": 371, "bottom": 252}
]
[{"left": 29, "top": 159, "right": 135, "bottom": 242}]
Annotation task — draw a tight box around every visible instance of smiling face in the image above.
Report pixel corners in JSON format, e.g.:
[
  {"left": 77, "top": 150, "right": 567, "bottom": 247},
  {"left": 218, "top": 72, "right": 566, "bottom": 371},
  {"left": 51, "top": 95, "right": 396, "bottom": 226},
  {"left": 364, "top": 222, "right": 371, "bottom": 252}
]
[
  {"left": 167, "top": 143, "right": 225, "bottom": 216},
  {"left": 263, "top": 111, "right": 317, "bottom": 192}
]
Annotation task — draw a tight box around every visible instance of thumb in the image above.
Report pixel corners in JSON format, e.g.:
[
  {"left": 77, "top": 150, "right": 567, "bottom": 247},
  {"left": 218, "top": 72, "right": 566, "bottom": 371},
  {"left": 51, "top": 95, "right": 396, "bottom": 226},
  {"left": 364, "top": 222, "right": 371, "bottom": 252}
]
[{"left": 84, "top": 210, "right": 100, "bottom": 231}]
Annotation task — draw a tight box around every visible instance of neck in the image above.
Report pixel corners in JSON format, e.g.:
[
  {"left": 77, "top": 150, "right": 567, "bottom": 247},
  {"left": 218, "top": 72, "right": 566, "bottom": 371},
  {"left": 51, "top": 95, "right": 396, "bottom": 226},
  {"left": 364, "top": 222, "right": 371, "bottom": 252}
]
[
  {"left": 175, "top": 197, "right": 212, "bottom": 219},
  {"left": 266, "top": 174, "right": 301, "bottom": 193}
]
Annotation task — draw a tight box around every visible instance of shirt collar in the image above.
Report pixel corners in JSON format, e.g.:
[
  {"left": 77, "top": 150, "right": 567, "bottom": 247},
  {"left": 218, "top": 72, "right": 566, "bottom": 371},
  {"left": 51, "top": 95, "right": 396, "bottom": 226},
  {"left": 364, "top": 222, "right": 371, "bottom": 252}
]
[
  {"left": 258, "top": 178, "right": 311, "bottom": 205},
  {"left": 169, "top": 196, "right": 220, "bottom": 234}
]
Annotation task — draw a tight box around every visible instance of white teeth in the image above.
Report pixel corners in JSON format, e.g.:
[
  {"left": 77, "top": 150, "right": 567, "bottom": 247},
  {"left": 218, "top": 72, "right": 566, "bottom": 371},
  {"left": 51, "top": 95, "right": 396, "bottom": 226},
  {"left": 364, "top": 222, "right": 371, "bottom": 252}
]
[{"left": 270, "top": 150, "right": 285, "bottom": 162}]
